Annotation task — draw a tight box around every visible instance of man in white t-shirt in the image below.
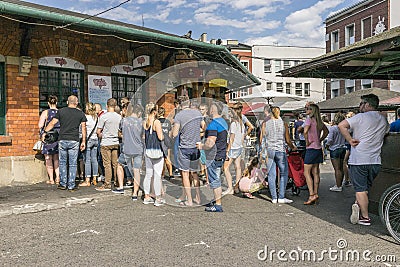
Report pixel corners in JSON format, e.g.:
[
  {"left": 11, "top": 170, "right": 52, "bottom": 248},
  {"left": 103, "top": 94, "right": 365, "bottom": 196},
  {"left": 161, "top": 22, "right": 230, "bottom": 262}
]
[{"left": 338, "top": 94, "right": 389, "bottom": 226}]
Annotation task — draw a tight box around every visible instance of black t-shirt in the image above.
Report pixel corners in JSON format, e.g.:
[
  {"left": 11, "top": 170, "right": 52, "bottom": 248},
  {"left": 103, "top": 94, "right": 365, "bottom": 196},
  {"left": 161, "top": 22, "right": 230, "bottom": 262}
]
[
  {"left": 55, "top": 107, "right": 87, "bottom": 142},
  {"left": 158, "top": 117, "right": 172, "bottom": 134}
]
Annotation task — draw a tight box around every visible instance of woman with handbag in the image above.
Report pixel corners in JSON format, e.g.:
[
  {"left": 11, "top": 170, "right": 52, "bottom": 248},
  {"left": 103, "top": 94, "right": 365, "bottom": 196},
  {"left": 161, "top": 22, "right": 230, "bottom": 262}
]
[
  {"left": 79, "top": 102, "right": 99, "bottom": 186},
  {"left": 143, "top": 103, "right": 165, "bottom": 206},
  {"left": 38, "top": 95, "right": 60, "bottom": 185}
]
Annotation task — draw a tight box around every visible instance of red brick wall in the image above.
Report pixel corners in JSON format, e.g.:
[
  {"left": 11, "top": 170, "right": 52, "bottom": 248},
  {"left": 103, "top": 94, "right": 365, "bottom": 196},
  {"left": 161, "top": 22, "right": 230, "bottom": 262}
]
[
  {"left": 0, "top": 16, "right": 177, "bottom": 157},
  {"left": 326, "top": 0, "right": 389, "bottom": 53},
  {"left": 1, "top": 65, "right": 40, "bottom": 156}
]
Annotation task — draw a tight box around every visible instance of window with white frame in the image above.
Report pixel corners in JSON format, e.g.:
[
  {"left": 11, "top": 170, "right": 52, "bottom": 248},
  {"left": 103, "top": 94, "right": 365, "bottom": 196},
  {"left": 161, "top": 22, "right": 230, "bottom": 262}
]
[
  {"left": 240, "top": 88, "right": 249, "bottom": 97},
  {"left": 304, "top": 83, "right": 310, "bottom": 97},
  {"left": 345, "top": 79, "right": 355, "bottom": 94},
  {"left": 266, "top": 82, "right": 272, "bottom": 90},
  {"left": 295, "top": 83, "right": 302, "bottom": 96},
  {"left": 345, "top": 24, "right": 355, "bottom": 46},
  {"left": 331, "top": 79, "right": 340, "bottom": 98},
  {"left": 331, "top": 31, "right": 339, "bottom": 51},
  {"left": 362, "top": 17, "right": 372, "bottom": 39},
  {"left": 361, "top": 79, "right": 372, "bottom": 89},
  {"left": 286, "top": 82, "right": 291, "bottom": 94},
  {"left": 276, "top": 82, "right": 283, "bottom": 92},
  {"left": 283, "top": 60, "right": 291, "bottom": 69},
  {"left": 293, "top": 60, "right": 300, "bottom": 66},
  {"left": 264, "top": 59, "right": 271, "bottom": 73},
  {"left": 241, "top": 61, "right": 249, "bottom": 70},
  {"left": 275, "top": 59, "right": 281, "bottom": 72},
  {"left": 230, "top": 91, "right": 238, "bottom": 100}
]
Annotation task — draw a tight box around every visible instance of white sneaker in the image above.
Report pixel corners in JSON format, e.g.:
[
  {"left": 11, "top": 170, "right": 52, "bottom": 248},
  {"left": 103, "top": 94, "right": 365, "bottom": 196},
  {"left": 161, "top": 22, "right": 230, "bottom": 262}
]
[
  {"left": 350, "top": 203, "right": 360, "bottom": 224},
  {"left": 271, "top": 199, "right": 278, "bottom": 204},
  {"left": 278, "top": 198, "right": 293, "bottom": 204},
  {"left": 329, "top": 185, "right": 343, "bottom": 192}
]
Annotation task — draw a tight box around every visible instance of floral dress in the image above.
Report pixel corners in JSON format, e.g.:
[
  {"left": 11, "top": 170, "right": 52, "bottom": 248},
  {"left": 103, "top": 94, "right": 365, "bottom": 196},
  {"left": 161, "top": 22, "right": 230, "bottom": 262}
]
[{"left": 41, "top": 109, "right": 60, "bottom": 155}]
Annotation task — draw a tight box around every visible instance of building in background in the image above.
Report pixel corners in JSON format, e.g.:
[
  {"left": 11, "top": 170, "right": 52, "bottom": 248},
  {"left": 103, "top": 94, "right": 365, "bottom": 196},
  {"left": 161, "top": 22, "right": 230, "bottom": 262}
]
[
  {"left": 225, "top": 40, "right": 253, "bottom": 101},
  {"left": 325, "top": 0, "right": 400, "bottom": 99},
  {"left": 252, "top": 45, "right": 326, "bottom": 103}
]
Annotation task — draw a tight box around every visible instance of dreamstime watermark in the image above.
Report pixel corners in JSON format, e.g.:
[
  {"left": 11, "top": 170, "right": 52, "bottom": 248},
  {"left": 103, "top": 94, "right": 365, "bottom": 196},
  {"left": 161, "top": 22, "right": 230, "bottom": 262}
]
[{"left": 257, "top": 239, "right": 397, "bottom": 263}]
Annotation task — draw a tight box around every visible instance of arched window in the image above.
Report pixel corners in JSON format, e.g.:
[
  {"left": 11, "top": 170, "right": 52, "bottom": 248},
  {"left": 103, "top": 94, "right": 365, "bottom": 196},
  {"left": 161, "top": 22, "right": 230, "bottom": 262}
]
[
  {"left": 111, "top": 65, "right": 146, "bottom": 106},
  {"left": 38, "top": 57, "right": 84, "bottom": 112}
]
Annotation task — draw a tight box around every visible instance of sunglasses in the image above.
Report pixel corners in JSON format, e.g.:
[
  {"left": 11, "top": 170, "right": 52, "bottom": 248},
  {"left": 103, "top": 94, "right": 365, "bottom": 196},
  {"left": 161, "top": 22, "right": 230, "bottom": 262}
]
[{"left": 359, "top": 101, "right": 368, "bottom": 106}]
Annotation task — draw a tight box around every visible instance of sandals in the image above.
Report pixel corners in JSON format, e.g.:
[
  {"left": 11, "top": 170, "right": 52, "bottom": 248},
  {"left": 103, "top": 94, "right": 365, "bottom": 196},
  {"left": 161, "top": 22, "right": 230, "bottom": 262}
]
[
  {"left": 304, "top": 194, "right": 318, "bottom": 205},
  {"left": 243, "top": 193, "right": 255, "bottom": 199},
  {"left": 79, "top": 181, "right": 91, "bottom": 187},
  {"left": 46, "top": 180, "right": 55, "bottom": 185}
]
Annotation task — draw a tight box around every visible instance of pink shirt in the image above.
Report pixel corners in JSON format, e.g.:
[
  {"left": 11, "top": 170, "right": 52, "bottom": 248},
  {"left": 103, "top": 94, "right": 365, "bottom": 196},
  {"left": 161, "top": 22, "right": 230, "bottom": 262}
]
[
  {"left": 239, "top": 168, "right": 265, "bottom": 192},
  {"left": 304, "top": 117, "right": 322, "bottom": 149}
]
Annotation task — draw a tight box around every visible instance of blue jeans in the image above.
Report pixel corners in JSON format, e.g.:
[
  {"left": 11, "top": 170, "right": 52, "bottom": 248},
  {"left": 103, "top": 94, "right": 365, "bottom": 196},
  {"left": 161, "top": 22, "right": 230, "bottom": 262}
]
[
  {"left": 59, "top": 140, "right": 80, "bottom": 189},
  {"left": 267, "top": 149, "right": 288, "bottom": 200},
  {"left": 206, "top": 159, "right": 224, "bottom": 189},
  {"left": 84, "top": 139, "right": 99, "bottom": 178}
]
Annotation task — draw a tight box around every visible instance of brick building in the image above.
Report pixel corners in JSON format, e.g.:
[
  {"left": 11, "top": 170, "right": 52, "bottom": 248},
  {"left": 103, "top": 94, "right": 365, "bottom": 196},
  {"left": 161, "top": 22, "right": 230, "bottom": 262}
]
[
  {"left": 0, "top": 0, "right": 258, "bottom": 185},
  {"left": 325, "top": 0, "right": 400, "bottom": 99}
]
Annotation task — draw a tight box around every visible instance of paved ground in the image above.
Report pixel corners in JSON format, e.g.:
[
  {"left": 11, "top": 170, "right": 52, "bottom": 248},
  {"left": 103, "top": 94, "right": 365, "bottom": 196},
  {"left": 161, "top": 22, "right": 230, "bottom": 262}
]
[{"left": 0, "top": 162, "right": 399, "bottom": 266}]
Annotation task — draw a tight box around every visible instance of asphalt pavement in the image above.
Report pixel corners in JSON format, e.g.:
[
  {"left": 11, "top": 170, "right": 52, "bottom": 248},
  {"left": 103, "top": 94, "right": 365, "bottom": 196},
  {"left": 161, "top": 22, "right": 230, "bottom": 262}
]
[{"left": 0, "top": 162, "right": 399, "bottom": 266}]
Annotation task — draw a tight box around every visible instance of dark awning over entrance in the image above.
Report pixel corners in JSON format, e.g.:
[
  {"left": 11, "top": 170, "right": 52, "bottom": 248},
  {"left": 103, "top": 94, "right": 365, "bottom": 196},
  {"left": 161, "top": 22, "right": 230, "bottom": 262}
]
[{"left": 280, "top": 27, "right": 400, "bottom": 80}]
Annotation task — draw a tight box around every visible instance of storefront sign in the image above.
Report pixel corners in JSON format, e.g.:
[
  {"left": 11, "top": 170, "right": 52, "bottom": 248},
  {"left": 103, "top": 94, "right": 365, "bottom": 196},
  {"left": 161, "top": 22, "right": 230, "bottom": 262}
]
[
  {"left": 38, "top": 56, "right": 84, "bottom": 69},
  {"left": 111, "top": 65, "right": 146, "bottom": 76},
  {"left": 132, "top": 55, "right": 151, "bottom": 69},
  {"left": 209, "top": 78, "right": 228, "bottom": 87},
  {"left": 88, "top": 75, "right": 112, "bottom": 110}
]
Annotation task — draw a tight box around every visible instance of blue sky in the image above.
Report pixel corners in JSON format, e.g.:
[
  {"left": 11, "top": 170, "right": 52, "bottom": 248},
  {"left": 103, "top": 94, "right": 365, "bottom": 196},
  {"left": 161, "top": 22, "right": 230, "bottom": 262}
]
[{"left": 24, "top": 0, "right": 360, "bottom": 47}]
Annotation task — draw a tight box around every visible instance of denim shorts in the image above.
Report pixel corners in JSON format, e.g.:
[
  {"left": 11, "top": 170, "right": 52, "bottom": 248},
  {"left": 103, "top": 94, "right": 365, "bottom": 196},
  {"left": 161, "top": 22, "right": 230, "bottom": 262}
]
[
  {"left": 178, "top": 147, "right": 200, "bottom": 171},
  {"left": 118, "top": 153, "right": 142, "bottom": 169},
  {"left": 304, "top": 148, "right": 323, "bottom": 164},
  {"left": 200, "top": 149, "right": 206, "bottom": 165},
  {"left": 329, "top": 147, "right": 346, "bottom": 160},
  {"left": 349, "top": 164, "right": 381, "bottom": 192},
  {"left": 206, "top": 159, "right": 224, "bottom": 189},
  {"left": 228, "top": 147, "right": 243, "bottom": 159}
]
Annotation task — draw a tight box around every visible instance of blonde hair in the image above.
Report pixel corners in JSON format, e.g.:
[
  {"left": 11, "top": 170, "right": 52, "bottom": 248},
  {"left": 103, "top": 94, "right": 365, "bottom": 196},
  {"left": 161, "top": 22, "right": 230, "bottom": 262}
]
[
  {"left": 271, "top": 106, "right": 281, "bottom": 119},
  {"left": 145, "top": 102, "right": 158, "bottom": 128},
  {"left": 85, "top": 102, "right": 97, "bottom": 119}
]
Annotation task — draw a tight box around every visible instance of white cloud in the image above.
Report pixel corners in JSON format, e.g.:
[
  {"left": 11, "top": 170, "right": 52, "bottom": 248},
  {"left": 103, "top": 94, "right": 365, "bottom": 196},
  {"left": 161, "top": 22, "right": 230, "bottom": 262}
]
[
  {"left": 246, "top": 0, "right": 343, "bottom": 46},
  {"left": 194, "top": 12, "right": 280, "bottom": 33},
  {"left": 244, "top": 6, "right": 278, "bottom": 18},
  {"left": 194, "top": 4, "right": 220, "bottom": 13}
]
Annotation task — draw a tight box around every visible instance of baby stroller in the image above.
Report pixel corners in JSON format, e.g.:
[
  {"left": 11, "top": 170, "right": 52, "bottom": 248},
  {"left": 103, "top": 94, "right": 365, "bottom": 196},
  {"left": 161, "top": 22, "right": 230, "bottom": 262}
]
[{"left": 287, "top": 151, "right": 306, "bottom": 196}]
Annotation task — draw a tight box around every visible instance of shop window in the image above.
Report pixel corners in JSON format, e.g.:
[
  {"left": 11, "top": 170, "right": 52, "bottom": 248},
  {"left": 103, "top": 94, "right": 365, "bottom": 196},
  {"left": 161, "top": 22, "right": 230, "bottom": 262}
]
[
  {"left": 0, "top": 63, "right": 5, "bottom": 135},
  {"left": 39, "top": 67, "right": 84, "bottom": 112},
  {"left": 111, "top": 74, "right": 144, "bottom": 106}
]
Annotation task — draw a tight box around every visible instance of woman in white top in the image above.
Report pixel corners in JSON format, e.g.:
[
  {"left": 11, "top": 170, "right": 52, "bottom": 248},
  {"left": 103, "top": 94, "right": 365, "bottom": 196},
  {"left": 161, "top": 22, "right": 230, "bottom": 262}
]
[
  {"left": 80, "top": 102, "right": 99, "bottom": 186},
  {"left": 263, "top": 106, "right": 296, "bottom": 204},
  {"left": 223, "top": 108, "right": 245, "bottom": 195}
]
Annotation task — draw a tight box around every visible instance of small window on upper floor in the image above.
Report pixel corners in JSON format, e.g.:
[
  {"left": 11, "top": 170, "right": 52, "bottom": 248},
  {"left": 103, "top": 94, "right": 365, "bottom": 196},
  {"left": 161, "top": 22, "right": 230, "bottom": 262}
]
[
  {"left": 275, "top": 60, "right": 281, "bottom": 73},
  {"left": 276, "top": 82, "right": 283, "bottom": 93},
  {"left": 331, "top": 31, "right": 339, "bottom": 51},
  {"left": 283, "top": 60, "right": 291, "bottom": 69},
  {"left": 266, "top": 82, "right": 272, "bottom": 90},
  {"left": 345, "top": 24, "right": 355, "bottom": 46},
  {"left": 264, "top": 59, "right": 271, "bottom": 73}
]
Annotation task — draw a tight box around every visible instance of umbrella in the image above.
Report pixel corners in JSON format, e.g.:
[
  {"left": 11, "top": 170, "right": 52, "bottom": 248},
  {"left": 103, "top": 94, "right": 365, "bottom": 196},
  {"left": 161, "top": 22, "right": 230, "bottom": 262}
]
[{"left": 236, "top": 89, "right": 306, "bottom": 104}]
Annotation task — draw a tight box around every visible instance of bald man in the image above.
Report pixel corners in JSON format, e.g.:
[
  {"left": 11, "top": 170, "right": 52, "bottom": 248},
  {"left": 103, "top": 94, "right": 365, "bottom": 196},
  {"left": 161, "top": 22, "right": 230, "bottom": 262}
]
[{"left": 44, "top": 95, "right": 87, "bottom": 191}]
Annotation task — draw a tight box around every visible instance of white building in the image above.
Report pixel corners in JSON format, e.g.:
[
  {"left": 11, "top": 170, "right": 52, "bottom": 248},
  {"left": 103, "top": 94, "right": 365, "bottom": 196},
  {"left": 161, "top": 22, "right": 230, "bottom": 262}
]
[{"left": 252, "top": 45, "right": 326, "bottom": 103}]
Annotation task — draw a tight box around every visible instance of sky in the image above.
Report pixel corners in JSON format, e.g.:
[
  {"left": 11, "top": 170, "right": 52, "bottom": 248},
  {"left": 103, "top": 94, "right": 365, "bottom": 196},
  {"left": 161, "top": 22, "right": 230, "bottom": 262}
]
[{"left": 23, "top": 0, "right": 361, "bottom": 47}]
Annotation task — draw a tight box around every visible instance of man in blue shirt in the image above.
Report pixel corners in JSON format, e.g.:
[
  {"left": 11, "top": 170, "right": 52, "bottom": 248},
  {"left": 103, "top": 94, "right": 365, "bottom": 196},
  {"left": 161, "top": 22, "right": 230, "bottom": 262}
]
[
  {"left": 389, "top": 108, "right": 400, "bottom": 132},
  {"left": 197, "top": 101, "right": 228, "bottom": 212}
]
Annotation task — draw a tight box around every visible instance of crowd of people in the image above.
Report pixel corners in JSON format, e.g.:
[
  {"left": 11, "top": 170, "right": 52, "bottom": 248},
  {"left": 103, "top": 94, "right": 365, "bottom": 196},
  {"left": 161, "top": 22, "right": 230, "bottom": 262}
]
[{"left": 39, "top": 93, "right": 395, "bottom": 222}]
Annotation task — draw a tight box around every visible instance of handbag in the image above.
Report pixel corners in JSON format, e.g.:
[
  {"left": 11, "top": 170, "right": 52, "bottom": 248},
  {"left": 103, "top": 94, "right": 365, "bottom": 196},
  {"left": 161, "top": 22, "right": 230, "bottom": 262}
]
[
  {"left": 43, "top": 130, "right": 59, "bottom": 144},
  {"left": 33, "top": 140, "right": 43, "bottom": 152}
]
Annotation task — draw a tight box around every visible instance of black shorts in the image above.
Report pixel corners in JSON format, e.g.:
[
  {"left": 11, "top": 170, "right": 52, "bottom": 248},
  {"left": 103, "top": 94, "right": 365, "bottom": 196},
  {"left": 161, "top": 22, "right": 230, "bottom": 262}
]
[{"left": 304, "top": 148, "right": 323, "bottom": 164}]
